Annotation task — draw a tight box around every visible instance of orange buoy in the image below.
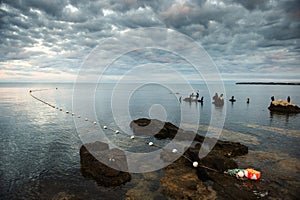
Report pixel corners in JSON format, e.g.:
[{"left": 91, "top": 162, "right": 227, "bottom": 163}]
[{"left": 245, "top": 168, "right": 261, "bottom": 180}]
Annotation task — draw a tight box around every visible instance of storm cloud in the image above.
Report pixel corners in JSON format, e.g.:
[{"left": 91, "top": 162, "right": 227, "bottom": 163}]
[{"left": 0, "top": 0, "right": 299, "bottom": 82}]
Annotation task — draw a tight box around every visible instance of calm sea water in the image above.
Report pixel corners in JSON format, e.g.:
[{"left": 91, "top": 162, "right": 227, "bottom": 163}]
[{"left": 0, "top": 82, "right": 299, "bottom": 199}]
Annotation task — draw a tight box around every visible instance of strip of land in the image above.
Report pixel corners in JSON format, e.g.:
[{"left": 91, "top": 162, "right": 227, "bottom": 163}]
[{"left": 236, "top": 82, "right": 300, "bottom": 85}]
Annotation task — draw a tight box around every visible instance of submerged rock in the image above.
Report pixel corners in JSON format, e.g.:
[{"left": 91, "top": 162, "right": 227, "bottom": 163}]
[
  {"left": 161, "top": 156, "right": 217, "bottom": 200},
  {"left": 52, "top": 192, "right": 76, "bottom": 200},
  {"left": 80, "top": 141, "right": 131, "bottom": 187},
  {"left": 130, "top": 118, "right": 204, "bottom": 142},
  {"left": 268, "top": 99, "right": 300, "bottom": 113}
]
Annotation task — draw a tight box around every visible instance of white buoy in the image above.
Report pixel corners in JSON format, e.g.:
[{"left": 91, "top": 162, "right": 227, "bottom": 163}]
[
  {"left": 66, "top": 111, "right": 69, "bottom": 114},
  {"left": 103, "top": 126, "right": 107, "bottom": 129},
  {"left": 115, "top": 130, "right": 120, "bottom": 134},
  {"left": 85, "top": 118, "right": 88, "bottom": 121},
  {"left": 130, "top": 135, "right": 135, "bottom": 139},
  {"left": 78, "top": 115, "right": 81, "bottom": 118},
  {"left": 72, "top": 113, "right": 74, "bottom": 116},
  {"left": 93, "top": 121, "right": 97, "bottom": 125},
  {"left": 172, "top": 149, "right": 178, "bottom": 153},
  {"left": 59, "top": 108, "right": 62, "bottom": 111},
  {"left": 148, "top": 142, "right": 154, "bottom": 146},
  {"left": 193, "top": 161, "right": 199, "bottom": 168},
  {"left": 236, "top": 170, "right": 244, "bottom": 178}
]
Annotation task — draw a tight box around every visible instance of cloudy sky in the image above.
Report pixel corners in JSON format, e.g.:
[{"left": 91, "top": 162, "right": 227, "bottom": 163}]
[{"left": 0, "top": 0, "right": 299, "bottom": 82}]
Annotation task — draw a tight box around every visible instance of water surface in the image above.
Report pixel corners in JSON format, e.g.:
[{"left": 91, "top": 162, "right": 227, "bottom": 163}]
[{"left": 0, "top": 83, "right": 299, "bottom": 199}]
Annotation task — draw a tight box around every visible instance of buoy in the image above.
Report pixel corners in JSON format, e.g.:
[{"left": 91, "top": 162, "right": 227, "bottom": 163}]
[
  {"left": 115, "top": 130, "right": 120, "bottom": 134},
  {"left": 130, "top": 135, "right": 135, "bottom": 139},
  {"left": 193, "top": 161, "right": 198, "bottom": 168},
  {"left": 93, "top": 121, "right": 97, "bottom": 125},
  {"left": 103, "top": 126, "right": 107, "bottom": 129},
  {"left": 148, "top": 142, "right": 154, "bottom": 146},
  {"left": 246, "top": 168, "right": 261, "bottom": 180},
  {"left": 71, "top": 113, "right": 74, "bottom": 116},
  {"left": 59, "top": 108, "right": 62, "bottom": 111},
  {"left": 77, "top": 115, "right": 81, "bottom": 118},
  {"left": 172, "top": 149, "right": 178, "bottom": 153},
  {"left": 85, "top": 118, "right": 88, "bottom": 121},
  {"left": 66, "top": 111, "right": 69, "bottom": 114},
  {"left": 236, "top": 170, "right": 245, "bottom": 178}
]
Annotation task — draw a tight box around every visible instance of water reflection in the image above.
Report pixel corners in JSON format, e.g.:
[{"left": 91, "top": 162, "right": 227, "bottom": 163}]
[{"left": 269, "top": 111, "right": 290, "bottom": 126}]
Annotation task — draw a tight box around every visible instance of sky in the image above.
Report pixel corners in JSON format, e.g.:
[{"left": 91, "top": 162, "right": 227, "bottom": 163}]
[{"left": 0, "top": 0, "right": 299, "bottom": 82}]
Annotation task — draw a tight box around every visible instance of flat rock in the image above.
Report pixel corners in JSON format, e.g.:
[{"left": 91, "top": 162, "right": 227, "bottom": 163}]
[
  {"left": 268, "top": 100, "right": 300, "bottom": 113},
  {"left": 80, "top": 141, "right": 131, "bottom": 187},
  {"left": 130, "top": 118, "right": 204, "bottom": 142}
]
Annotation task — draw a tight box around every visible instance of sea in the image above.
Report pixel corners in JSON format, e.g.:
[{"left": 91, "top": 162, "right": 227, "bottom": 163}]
[{"left": 0, "top": 82, "right": 299, "bottom": 199}]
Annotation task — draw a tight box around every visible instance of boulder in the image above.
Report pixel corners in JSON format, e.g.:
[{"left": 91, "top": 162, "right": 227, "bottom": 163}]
[
  {"left": 80, "top": 141, "right": 131, "bottom": 187},
  {"left": 268, "top": 100, "right": 300, "bottom": 113}
]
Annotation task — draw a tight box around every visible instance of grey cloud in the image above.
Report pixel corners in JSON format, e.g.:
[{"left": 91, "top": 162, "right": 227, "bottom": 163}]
[
  {"left": 232, "top": 0, "right": 271, "bottom": 10},
  {"left": 2, "top": 0, "right": 67, "bottom": 17},
  {"left": 0, "top": 0, "right": 299, "bottom": 81}
]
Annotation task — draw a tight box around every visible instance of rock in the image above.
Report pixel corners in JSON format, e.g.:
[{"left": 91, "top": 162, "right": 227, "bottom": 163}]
[
  {"left": 130, "top": 118, "right": 204, "bottom": 142},
  {"left": 184, "top": 142, "right": 246, "bottom": 179},
  {"left": 52, "top": 192, "right": 76, "bottom": 200},
  {"left": 125, "top": 181, "right": 155, "bottom": 200},
  {"left": 131, "top": 118, "right": 252, "bottom": 199},
  {"left": 268, "top": 100, "right": 300, "bottom": 113},
  {"left": 80, "top": 141, "right": 131, "bottom": 187},
  {"left": 160, "top": 143, "right": 255, "bottom": 200},
  {"left": 160, "top": 156, "right": 217, "bottom": 200}
]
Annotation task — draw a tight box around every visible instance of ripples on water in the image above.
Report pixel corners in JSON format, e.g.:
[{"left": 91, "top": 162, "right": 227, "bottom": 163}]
[{"left": 0, "top": 83, "right": 299, "bottom": 199}]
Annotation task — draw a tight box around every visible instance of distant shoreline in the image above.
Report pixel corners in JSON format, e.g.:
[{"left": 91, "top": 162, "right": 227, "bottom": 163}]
[{"left": 236, "top": 82, "right": 300, "bottom": 85}]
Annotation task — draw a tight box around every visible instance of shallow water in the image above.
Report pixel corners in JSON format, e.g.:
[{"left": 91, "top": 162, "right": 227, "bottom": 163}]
[{"left": 0, "top": 82, "right": 299, "bottom": 199}]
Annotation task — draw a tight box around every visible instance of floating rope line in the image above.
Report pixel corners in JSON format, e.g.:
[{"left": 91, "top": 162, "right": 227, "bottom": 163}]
[{"left": 29, "top": 88, "right": 220, "bottom": 172}]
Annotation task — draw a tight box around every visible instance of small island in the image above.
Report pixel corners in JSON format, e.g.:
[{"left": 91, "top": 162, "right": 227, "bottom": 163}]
[
  {"left": 268, "top": 99, "right": 300, "bottom": 113},
  {"left": 236, "top": 82, "right": 300, "bottom": 85}
]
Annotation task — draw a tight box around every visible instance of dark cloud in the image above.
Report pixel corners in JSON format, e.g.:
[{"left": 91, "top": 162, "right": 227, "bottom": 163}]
[
  {"left": 0, "top": 0, "right": 299, "bottom": 81},
  {"left": 232, "top": 0, "right": 270, "bottom": 10}
]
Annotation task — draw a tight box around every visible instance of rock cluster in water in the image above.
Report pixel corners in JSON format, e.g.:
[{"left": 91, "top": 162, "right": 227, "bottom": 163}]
[
  {"left": 130, "top": 118, "right": 260, "bottom": 199},
  {"left": 80, "top": 119, "right": 265, "bottom": 199},
  {"left": 268, "top": 99, "right": 300, "bottom": 113}
]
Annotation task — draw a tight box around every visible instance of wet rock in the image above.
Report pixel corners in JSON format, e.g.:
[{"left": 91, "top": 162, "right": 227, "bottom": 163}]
[
  {"left": 131, "top": 118, "right": 255, "bottom": 199},
  {"left": 80, "top": 141, "right": 131, "bottom": 187},
  {"left": 131, "top": 119, "right": 248, "bottom": 158},
  {"left": 130, "top": 118, "right": 204, "bottom": 142},
  {"left": 52, "top": 192, "right": 76, "bottom": 200},
  {"left": 160, "top": 156, "right": 217, "bottom": 200},
  {"left": 160, "top": 145, "right": 256, "bottom": 200},
  {"left": 125, "top": 172, "right": 165, "bottom": 200},
  {"left": 125, "top": 181, "right": 156, "bottom": 200},
  {"left": 268, "top": 100, "right": 300, "bottom": 113}
]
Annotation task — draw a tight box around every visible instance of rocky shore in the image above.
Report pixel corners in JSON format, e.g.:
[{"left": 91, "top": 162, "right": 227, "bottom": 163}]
[
  {"left": 268, "top": 99, "right": 300, "bottom": 113},
  {"left": 79, "top": 119, "right": 268, "bottom": 199}
]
